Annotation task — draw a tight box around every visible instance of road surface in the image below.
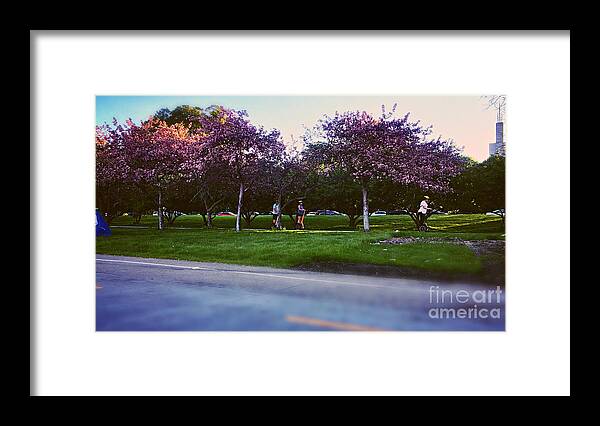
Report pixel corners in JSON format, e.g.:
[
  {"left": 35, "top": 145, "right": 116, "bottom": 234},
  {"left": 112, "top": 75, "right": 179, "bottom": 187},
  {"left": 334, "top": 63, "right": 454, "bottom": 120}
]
[{"left": 96, "top": 255, "right": 505, "bottom": 331}]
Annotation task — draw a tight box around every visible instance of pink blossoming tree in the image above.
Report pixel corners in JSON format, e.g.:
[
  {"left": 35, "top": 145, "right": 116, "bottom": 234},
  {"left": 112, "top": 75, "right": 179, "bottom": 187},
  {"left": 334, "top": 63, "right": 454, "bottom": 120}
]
[
  {"left": 96, "top": 127, "right": 130, "bottom": 223},
  {"left": 305, "top": 105, "right": 465, "bottom": 232},
  {"left": 193, "top": 107, "right": 285, "bottom": 232},
  {"left": 97, "top": 118, "right": 197, "bottom": 230}
]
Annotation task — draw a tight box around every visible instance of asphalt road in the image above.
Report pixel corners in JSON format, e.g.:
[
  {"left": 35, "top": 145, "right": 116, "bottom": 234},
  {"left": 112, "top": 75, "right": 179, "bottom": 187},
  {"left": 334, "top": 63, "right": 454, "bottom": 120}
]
[{"left": 96, "top": 255, "right": 505, "bottom": 331}]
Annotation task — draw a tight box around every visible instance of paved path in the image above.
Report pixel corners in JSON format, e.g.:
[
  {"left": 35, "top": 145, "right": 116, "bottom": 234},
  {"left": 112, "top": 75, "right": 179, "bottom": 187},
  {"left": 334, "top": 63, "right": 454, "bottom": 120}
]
[{"left": 96, "top": 255, "right": 505, "bottom": 331}]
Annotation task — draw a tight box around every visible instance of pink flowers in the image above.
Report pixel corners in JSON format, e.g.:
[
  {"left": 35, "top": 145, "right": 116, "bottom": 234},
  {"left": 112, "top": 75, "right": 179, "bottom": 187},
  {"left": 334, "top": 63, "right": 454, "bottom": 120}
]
[
  {"left": 96, "top": 104, "right": 465, "bottom": 232},
  {"left": 304, "top": 107, "right": 465, "bottom": 231}
]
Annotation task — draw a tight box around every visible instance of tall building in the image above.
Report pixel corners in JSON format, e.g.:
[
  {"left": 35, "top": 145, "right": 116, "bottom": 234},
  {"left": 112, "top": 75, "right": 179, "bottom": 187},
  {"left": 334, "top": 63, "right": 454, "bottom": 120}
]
[
  {"left": 484, "top": 95, "right": 506, "bottom": 157},
  {"left": 489, "top": 121, "right": 505, "bottom": 157}
]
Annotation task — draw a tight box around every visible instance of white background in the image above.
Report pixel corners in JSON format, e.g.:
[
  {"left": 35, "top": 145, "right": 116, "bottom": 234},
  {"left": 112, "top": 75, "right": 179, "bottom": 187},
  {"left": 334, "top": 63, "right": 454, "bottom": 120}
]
[{"left": 31, "top": 31, "right": 570, "bottom": 396}]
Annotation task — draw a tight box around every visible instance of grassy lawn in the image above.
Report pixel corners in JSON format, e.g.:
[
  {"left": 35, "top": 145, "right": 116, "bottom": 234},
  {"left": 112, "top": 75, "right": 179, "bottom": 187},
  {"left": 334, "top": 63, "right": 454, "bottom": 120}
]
[
  {"left": 111, "top": 213, "right": 504, "bottom": 235},
  {"left": 98, "top": 214, "right": 505, "bottom": 280}
]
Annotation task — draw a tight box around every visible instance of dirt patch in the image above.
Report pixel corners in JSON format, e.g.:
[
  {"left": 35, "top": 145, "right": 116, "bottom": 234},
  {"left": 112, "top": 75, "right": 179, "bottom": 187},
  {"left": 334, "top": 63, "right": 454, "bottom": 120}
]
[
  {"left": 380, "top": 236, "right": 504, "bottom": 253},
  {"left": 462, "top": 239, "right": 505, "bottom": 255}
]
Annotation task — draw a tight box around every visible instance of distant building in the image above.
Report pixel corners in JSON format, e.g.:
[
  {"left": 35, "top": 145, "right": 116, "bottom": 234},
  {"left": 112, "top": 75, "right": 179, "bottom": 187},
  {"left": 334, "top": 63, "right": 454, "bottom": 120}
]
[
  {"left": 489, "top": 121, "right": 505, "bottom": 157},
  {"left": 489, "top": 142, "right": 499, "bottom": 156}
]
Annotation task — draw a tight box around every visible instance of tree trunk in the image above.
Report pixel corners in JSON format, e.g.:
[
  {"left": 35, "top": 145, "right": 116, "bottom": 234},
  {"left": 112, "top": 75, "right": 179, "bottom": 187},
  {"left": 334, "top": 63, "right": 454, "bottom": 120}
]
[
  {"left": 235, "top": 182, "right": 244, "bottom": 232},
  {"left": 243, "top": 212, "right": 253, "bottom": 227},
  {"left": 362, "top": 185, "right": 370, "bottom": 232},
  {"left": 167, "top": 212, "right": 178, "bottom": 225},
  {"left": 347, "top": 215, "right": 359, "bottom": 229},
  {"left": 132, "top": 212, "right": 142, "bottom": 225},
  {"left": 409, "top": 212, "right": 420, "bottom": 230},
  {"left": 157, "top": 189, "right": 164, "bottom": 231},
  {"left": 203, "top": 198, "right": 212, "bottom": 228}
]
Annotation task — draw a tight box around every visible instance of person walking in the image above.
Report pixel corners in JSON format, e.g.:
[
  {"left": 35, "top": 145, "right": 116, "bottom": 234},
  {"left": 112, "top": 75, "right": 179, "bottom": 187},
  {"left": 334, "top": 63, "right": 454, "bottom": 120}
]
[
  {"left": 272, "top": 200, "right": 281, "bottom": 229},
  {"left": 417, "top": 195, "right": 431, "bottom": 228},
  {"left": 296, "top": 200, "right": 306, "bottom": 230}
]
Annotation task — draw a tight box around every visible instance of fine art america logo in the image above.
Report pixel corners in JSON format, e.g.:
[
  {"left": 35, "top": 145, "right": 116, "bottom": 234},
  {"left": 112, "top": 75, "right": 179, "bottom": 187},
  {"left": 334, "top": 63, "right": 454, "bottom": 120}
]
[{"left": 428, "top": 286, "right": 503, "bottom": 320}]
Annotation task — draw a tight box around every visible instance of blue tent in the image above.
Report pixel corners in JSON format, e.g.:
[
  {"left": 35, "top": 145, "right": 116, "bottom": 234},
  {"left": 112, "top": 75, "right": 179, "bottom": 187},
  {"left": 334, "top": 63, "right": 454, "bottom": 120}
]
[{"left": 96, "top": 209, "right": 112, "bottom": 236}]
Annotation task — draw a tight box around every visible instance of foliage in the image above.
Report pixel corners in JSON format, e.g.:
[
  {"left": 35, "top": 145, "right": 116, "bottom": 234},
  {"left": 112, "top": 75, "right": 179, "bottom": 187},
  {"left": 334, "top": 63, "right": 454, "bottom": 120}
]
[
  {"left": 304, "top": 105, "right": 465, "bottom": 231},
  {"left": 191, "top": 107, "right": 285, "bottom": 231},
  {"left": 96, "top": 103, "right": 501, "bottom": 235},
  {"left": 154, "top": 104, "right": 206, "bottom": 130},
  {"left": 446, "top": 155, "right": 505, "bottom": 218}
]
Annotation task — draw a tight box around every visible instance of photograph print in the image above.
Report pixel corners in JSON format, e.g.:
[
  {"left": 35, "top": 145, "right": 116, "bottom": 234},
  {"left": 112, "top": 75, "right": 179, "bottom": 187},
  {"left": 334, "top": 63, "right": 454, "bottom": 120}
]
[{"left": 95, "top": 95, "right": 506, "bottom": 331}]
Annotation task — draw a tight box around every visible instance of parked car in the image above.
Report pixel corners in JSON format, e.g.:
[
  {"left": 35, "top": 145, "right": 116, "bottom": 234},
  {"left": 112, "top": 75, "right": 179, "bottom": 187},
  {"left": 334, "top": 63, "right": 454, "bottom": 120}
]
[
  {"left": 316, "top": 209, "right": 343, "bottom": 215},
  {"left": 371, "top": 210, "right": 386, "bottom": 216},
  {"left": 216, "top": 211, "right": 236, "bottom": 216},
  {"left": 386, "top": 209, "right": 409, "bottom": 215}
]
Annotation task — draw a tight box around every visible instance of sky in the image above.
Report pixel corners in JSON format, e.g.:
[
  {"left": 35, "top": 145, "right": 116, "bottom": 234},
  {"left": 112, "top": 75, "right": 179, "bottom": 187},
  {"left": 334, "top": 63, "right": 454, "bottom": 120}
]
[{"left": 96, "top": 96, "right": 500, "bottom": 161}]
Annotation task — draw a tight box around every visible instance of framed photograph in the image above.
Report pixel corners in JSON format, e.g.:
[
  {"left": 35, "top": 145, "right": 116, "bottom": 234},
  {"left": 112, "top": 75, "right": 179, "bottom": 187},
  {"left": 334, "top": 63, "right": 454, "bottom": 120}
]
[{"left": 31, "top": 30, "right": 570, "bottom": 396}]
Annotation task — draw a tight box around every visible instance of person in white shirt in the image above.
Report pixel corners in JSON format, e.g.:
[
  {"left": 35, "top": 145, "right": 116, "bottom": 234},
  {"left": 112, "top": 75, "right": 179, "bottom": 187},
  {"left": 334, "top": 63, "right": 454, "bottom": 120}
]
[
  {"left": 417, "top": 195, "right": 431, "bottom": 227},
  {"left": 272, "top": 201, "right": 281, "bottom": 229},
  {"left": 271, "top": 201, "right": 281, "bottom": 228}
]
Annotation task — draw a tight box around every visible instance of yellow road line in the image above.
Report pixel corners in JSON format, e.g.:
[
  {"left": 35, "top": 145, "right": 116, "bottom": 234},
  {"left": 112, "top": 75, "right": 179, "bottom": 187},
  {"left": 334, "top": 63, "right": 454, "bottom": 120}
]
[{"left": 285, "top": 315, "right": 387, "bottom": 331}]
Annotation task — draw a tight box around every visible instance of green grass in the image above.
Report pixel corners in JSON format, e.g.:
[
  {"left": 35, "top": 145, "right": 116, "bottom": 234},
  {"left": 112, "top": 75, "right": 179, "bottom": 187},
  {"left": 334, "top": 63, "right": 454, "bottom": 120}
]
[
  {"left": 112, "top": 213, "right": 505, "bottom": 236},
  {"left": 98, "top": 214, "right": 505, "bottom": 278}
]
